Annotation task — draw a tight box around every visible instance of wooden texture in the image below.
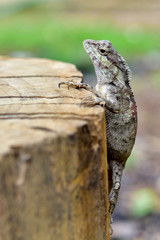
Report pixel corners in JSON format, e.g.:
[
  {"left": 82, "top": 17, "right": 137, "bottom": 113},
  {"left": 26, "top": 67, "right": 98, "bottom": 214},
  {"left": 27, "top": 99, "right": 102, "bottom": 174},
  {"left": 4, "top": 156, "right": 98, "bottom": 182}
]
[{"left": 0, "top": 57, "right": 110, "bottom": 240}]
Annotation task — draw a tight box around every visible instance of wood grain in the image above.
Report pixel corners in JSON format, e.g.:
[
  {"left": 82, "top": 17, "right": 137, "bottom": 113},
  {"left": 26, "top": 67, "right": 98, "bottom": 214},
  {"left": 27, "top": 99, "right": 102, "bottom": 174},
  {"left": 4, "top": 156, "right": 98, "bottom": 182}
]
[{"left": 0, "top": 57, "right": 110, "bottom": 240}]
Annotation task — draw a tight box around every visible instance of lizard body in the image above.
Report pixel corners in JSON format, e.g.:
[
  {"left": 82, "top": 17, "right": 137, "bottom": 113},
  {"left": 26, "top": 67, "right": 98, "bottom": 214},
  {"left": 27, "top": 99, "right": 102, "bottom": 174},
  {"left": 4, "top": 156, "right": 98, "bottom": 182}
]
[{"left": 59, "top": 39, "right": 137, "bottom": 230}]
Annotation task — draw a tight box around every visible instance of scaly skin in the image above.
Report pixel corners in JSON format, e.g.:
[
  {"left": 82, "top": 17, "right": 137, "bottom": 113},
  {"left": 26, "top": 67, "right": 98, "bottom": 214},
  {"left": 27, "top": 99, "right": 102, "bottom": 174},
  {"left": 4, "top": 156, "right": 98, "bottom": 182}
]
[{"left": 59, "top": 39, "right": 137, "bottom": 232}]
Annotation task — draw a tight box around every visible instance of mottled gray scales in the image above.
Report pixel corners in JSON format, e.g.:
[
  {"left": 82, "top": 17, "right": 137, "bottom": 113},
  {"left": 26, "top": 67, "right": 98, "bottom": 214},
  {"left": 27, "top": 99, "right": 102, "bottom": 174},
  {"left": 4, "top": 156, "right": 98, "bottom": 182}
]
[{"left": 58, "top": 39, "right": 137, "bottom": 234}]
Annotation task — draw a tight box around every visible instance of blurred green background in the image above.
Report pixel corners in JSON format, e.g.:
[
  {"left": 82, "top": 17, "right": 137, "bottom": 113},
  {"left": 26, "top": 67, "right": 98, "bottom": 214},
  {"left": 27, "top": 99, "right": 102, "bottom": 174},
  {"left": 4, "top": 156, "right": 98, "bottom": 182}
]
[
  {"left": 0, "top": 0, "right": 160, "bottom": 69},
  {"left": 0, "top": 0, "right": 160, "bottom": 240}
]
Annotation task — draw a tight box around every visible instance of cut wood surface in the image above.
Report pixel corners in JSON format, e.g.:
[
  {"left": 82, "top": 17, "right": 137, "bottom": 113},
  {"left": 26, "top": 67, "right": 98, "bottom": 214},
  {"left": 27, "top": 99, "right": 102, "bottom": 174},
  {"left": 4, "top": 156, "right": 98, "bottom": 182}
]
[{"left": 0, "top": 57, "right": 110, "bottom": 240}]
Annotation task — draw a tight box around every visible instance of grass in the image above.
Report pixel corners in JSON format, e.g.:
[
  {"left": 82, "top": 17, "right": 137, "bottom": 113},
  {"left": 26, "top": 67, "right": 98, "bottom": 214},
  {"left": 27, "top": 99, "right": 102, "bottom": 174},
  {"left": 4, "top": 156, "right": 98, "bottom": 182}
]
[{"left": 0, "top": 12, "right": 160, "bottom": 69}]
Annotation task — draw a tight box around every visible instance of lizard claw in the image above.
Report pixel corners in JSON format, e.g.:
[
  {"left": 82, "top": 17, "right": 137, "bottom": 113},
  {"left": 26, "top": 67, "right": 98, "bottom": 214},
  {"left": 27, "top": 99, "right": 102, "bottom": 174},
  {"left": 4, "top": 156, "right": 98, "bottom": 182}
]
[
  {"left": 58, "top": 79, "right": 75, "bottom": 89},
  {"left": 58, "top": 82, "right": 64, "bottom": 88}
]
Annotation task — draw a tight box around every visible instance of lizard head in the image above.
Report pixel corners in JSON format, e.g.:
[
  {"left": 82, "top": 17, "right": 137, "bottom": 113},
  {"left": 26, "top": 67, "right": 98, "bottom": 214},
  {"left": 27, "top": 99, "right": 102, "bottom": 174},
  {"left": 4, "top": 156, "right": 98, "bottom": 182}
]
[
  {"left": 83, "top": 39, "right": 132, "bottom": 84},
  {"left": 83, "top": 39, "right": 116, "bottom": 67}
]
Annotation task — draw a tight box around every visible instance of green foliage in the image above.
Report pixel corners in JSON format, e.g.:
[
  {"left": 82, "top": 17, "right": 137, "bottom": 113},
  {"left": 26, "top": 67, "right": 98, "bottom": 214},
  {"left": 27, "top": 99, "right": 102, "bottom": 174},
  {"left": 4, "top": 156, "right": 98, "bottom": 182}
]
[
  {"left": 0, "top": 13, "right": 160, "bottom": 68},
  {"left": 131, "top": 188, "right": 158, "bottom": 217}
]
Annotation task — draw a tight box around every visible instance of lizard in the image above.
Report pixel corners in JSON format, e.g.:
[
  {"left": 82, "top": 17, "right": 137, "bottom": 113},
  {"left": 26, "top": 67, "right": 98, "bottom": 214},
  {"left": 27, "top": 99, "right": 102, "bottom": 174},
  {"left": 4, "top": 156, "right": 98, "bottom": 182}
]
[{"left": 58, "top": 39, "right": 137, "bottom": 231}]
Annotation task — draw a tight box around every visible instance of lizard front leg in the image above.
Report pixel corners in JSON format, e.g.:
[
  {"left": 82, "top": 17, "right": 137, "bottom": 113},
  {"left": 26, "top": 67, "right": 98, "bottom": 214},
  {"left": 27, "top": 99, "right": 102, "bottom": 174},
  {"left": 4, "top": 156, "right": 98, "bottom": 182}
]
[
  {"left": 58, "top": 80, "right": 97, "bottom": 94},
  {"left": 59, "top": 80, "right": 106, "bottom": 107},
  {"left": 58, "top": 80, "right": 119, "bottom": 113},
  {"left": 109, "top": 161, "right": 124, "bottom": 215}
]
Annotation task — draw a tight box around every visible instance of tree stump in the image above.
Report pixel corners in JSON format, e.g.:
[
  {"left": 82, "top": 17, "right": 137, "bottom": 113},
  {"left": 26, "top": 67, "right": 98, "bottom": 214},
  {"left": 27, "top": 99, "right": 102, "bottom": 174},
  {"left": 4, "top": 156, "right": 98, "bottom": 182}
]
[{"left": 0, "top": 57, "right": 110, "bottom": 240}]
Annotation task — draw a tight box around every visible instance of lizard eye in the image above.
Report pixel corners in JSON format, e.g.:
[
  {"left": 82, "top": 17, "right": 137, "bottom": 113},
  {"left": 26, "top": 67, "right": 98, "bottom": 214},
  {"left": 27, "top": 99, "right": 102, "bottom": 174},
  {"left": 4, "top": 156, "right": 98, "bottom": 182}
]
[
  {"left": 99, "top": 48, "right": 107, "bottom": 55},
  {"left": 100, "top": 49, "right": 105, "bottom": 53}
]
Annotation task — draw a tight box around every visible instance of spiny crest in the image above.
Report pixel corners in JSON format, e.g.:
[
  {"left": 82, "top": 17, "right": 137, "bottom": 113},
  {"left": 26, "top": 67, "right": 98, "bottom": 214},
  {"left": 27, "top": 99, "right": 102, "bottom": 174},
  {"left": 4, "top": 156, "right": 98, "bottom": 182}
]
[{"left": 118, "top": 54, "right": 132, "bottom": 82}]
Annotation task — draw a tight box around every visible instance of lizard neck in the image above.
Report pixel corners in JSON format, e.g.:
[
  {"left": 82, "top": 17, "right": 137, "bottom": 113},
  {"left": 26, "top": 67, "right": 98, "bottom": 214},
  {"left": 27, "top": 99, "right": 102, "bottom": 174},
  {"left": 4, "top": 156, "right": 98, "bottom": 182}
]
[{"left": 94, "top": 64, "right": 129, "bottom": 90}]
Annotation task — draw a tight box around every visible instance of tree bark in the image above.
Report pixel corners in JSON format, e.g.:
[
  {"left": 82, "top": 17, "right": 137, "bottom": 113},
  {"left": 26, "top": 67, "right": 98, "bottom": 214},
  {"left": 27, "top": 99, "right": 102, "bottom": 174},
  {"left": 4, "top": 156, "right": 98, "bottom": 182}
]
[{"left": 0, "top": 57, "right": 110, "bottom": 240}]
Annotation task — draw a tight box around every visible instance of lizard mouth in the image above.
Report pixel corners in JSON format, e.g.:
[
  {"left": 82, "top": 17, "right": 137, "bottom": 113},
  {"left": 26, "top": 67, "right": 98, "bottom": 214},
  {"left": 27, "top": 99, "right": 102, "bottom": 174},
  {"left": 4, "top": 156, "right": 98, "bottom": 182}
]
[
  {"left": 83, "top": 39, "right": 90, "bottom": 53},
  {"left": 83, "top": 39, "right": 96, "bottom": 52},
  {"left": 83, "top": 39, "right": 99, "bottom": 63}
]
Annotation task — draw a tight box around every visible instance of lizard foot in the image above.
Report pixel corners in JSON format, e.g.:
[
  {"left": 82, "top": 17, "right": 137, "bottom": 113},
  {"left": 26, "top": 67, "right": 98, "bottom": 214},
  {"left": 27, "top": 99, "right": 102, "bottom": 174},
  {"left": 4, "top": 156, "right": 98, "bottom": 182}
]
[
  {"left": 58, "top": 80, "right": 79, "bottom": 89},
  {"left": 109, "top": 214, "right": 113, "bottom": 235},
  {"left": 109, "top": 161, "right": 123, "bottom": 215},
  {"left": 80, "top": 96, "right": 106, "bottom": 107},
  {"left": 109, "top": 198, "right": 117, "bottom": 216},
  {"left": 58, "top": 80, "right": 95, "bottom": 92}
]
